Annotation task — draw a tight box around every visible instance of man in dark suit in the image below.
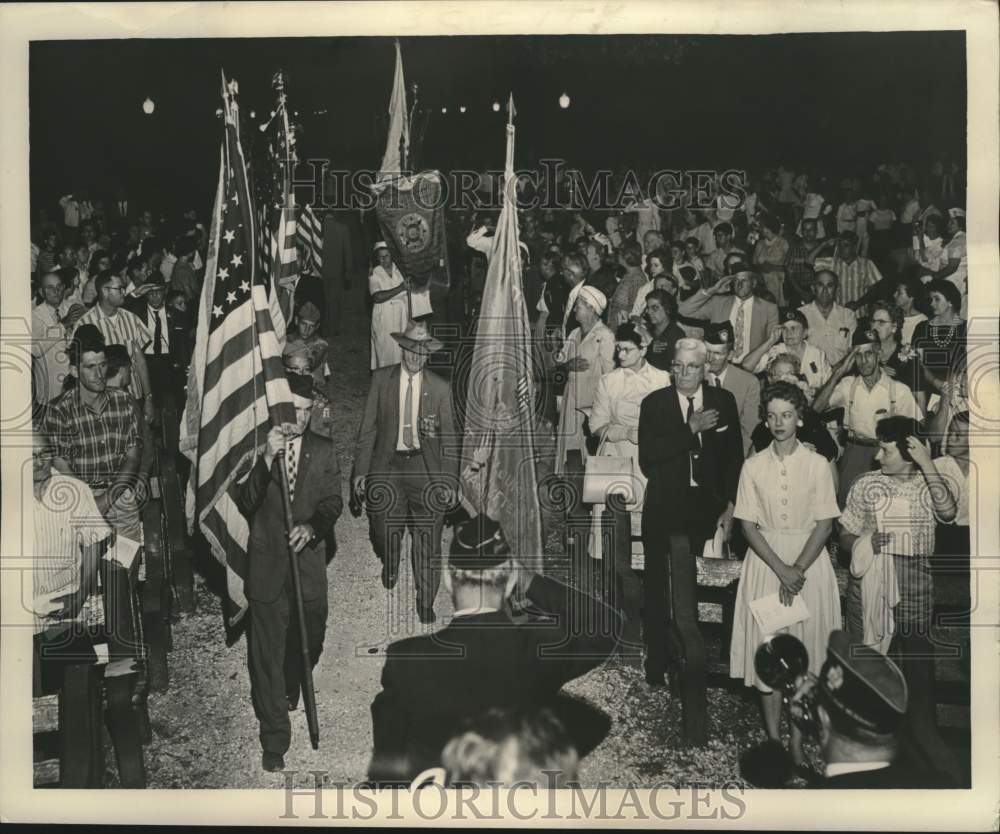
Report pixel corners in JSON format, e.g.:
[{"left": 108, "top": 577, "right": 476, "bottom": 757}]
[
  {"left": 353, "top": 321, "right": 459, "bottom": 623},
  {"left": 236, "top": 374, "right": 344, "bottom": 772},
  {"left": 638, "top": 337, "right": 744, "bottom": 688},
  {"left": 321, "top": 211, "right": 353, "bottom": 338},
  {"left": 368, "top": 515, "right": 622, "bottom": 785},
  {"left": 123, "top": 272, "right": 184, "bottom": 408}
]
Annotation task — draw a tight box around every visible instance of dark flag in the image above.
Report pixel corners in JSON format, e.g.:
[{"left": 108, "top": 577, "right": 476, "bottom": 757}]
[
  {"left": 179, "top": 74, "right": 296, "bottom": 625},
  {"left": 459, "top": 98, "right": 543, "bottom": 569}
]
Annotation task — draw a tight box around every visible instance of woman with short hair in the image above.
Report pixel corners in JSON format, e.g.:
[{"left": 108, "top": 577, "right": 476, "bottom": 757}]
[{"left": 909, "top": 279, "right": 965, "bottom": 414}]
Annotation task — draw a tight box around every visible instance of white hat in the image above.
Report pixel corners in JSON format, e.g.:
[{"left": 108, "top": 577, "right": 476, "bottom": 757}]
[
  {"left": 576, "top": 285, "right": 607, "bottom": 315},
  {"left": 373, "top": 240, "right": 390, "bottom": 252},
  {"left": 947, "top": 208, "right": 966, "bottom": 219}
]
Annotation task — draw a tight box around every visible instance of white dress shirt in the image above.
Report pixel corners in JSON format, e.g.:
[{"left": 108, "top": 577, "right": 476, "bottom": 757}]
[
  {"left": 396, "top": 369, "right": 423, "bottom": 451},
  {"left": 143, "top": 305, "right": 171, "bottom": 355},
  {"left": 729, "top": 296, "right": 755, "bottom": 362}
]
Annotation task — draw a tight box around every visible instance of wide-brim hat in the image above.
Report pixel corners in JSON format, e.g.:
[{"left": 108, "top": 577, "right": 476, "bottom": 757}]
[{"left": 391, "top": 321, "right": 444, "bottom": 355}]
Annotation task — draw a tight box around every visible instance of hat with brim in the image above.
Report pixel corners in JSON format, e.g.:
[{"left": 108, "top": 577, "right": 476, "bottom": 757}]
[{"left": 391, "top": 321, "right": 444, "bottom": 355}]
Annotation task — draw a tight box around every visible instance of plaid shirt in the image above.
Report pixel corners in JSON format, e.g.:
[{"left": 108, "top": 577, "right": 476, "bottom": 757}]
[
  {"left": 73, "top": 305, "right": 150, "bottom": 399},
  {"left": 44, "top": 386, "right": 140, "bottom": 488}
]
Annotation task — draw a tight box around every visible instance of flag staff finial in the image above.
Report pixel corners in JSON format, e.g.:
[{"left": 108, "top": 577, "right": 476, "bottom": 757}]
[{"left": 507, "top": 93, "right": 516, "bottom": 128}]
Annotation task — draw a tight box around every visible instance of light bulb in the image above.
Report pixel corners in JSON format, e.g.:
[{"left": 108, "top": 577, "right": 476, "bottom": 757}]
[
  {"left": 559, "top": 92, "right": 570, "bottom": 109},
  {"left": 441, "top": 107, "right": 447, "bottom": 114},
  {"left": 142, "top": 97, "right": 155, "bottom": 115},
  {"left": 459, "top": 105, "right": 467, "bottom": 114},
  {"left": 492, "top": 101, "right": 500, "bottom": 112}
]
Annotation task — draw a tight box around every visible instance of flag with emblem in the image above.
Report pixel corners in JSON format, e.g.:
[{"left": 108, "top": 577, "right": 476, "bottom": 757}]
[
  {"left": 180, "top": 73, "right": 296, "bottom": 628},
  {"left": 296, "top": 203, "right": 324, "bottom": 274},
  {"left": 459, "top": 97, "right": 543, "bottom": 570}
]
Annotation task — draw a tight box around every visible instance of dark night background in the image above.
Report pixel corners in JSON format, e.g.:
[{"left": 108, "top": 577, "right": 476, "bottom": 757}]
[{"left": 29, "top": 32, "right": 966, "bottom": 215}]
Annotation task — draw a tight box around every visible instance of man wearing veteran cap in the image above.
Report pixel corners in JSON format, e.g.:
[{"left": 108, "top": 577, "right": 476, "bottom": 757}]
[
  {"left": 704, "top": 321, "right": 760, "bottom": 457},
  {"left": 812, "top": 327, "right": 921, "bottom": 505},
  {"left": 368, "top": 514, "right": 622, "bottom": 785},
  {"left": 810, "top": 630, "right": 939, "bottom": 787},
  {"left": 353, "top": 320, "right": 458, "bottom": 623},
  {"left": 236, "top": 372, "right": 344, "bottom": 772}
]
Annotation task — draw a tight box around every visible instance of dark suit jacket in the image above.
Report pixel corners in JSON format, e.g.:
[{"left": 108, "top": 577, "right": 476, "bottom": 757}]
[
  {"left": 638, "top": 382, "right": 743, "bottom": 537},
  {"left": 321, "top": 215, "right": 353, "bottom": 285},
  {"left": 354, "top": 365, "right": 459, "bottom": 484},
  {"left": 235, "top": 428, "right": 343, "bottom": 604},
  {"left": 122, "top": 299, "right": 185, "bottom": 363},
  {"left": 368, "top": 574, "right": 622, "bottom": 783}
]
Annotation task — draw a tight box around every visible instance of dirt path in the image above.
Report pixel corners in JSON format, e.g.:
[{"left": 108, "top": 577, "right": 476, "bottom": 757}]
[{"left": 141, "top": 284, "right": 766, "bottom": 790}]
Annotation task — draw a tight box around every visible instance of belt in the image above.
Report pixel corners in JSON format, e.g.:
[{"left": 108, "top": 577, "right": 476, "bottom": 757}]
[
  {"left": 846, "top": 435, "right": 880, "bottom": 448},
  {"left": 394, "top": 448, "right": 423, "bottom": 459}
]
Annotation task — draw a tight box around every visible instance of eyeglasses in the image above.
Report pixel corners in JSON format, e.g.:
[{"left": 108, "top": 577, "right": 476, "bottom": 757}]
[
  {"left": 671, "top": 362, "right": 704, "bottom": 374},
  {"left": 871, "top": 317, "right": 892, "bottom": 325},
  {"left": 106, "top": 285, "right": 124, "bottom": 293}
]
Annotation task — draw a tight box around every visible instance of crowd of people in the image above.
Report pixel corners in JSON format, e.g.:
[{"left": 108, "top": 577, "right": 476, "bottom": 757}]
[{"left": 28, "top": 157, "right": 971, "bottom": 789}]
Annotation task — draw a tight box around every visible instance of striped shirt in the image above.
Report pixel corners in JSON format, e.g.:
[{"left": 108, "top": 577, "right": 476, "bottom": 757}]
[
  {"left": 73, "top": 305, "right": 151, "bottom": 399},
  {"left": 44, "top": 386, "right": 140, "bottom": 487},
  {"left": 33, "top": 472, "right": 112, "bottom": 634},
  {"left": 815, "top": 255, "right": 883, "bottom": 308}
]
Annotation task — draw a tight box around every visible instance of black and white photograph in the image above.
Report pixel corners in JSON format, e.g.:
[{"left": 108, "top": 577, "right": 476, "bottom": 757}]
[{"left": 1, "top": 1, "right": 997, "bottom": 827}]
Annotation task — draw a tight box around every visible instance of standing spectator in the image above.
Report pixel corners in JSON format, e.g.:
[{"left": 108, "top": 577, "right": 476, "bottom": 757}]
[
  {"left": 321, "top": 210, "right": 354, "bottom": 338},
  {"left": 554, "top": 287, "right": 614, "bottom": 475},
  {"left": 679, "top": 270, "right": 780, "bottom": 364},
  {"left": 752, "top": 213, "right": 790, "bottom": 307},
  {"left": 730, "top": 381, "right": 842, "bottom": 773},
  {"left": 838, "top": 417, "right": 961, "bottom": 782},
  {"left": 353, "top": 322, "right": 457, "bottom": 624},
  {"left": 367, "top": 241, "right": 432, "bottom": 370},
  {"left": 532, "top": 252, "right": 564, "bottom": 342},
  {"left": 704, "top": 322, "right": 761, "bottom": 457},
  {"left": 704, "top": 222, "right": 744, "bottom": 282},
  {"left": 235, "top": 373, "right": 343, "bottom": 773},
  {"left": 812, "top": 329, "right": 921, "bottom": 505},
  {"left": 584, "top": 239, "right": 618, "bottom": 298},
  {"left": 641, "top": 289, "right": 687, "bottom": 372},
  {"left": 630, "top": 249, "right": 674, "bottom": 319},
  {"left": 799, "top": 270, "right": 857, "bottom": 366},
  {"left": 168, "top": 236, "right": 201, "bottom": 302},
  {"left": 814, "top": 231, "right": 884, "bottom": 313},
  {"left": 909, "top": 279, "right": 966, "bottom": 414},
  {"left": 783, "top": 218, "right": 823, "bottom": 308},
  {"left": 892, "top": 276, "right": 928, "bottom": 347},
  {"left": 637, "top": 338, "right": 743, "bottom": 687},
  {"left": 607, "top": 242, "right": 646, "bottom": 331},
  {"left": 45, "top": 325, "right": 142, "bottom": 539},
  {"left": 31, "top": 273, "right": 71, "bottom": 408},
  {"left": 741, "top": 309, "right": 832, "bottom": 391},
  {"left": 942, "top": 209, "right": 968, "bottom": 318},
  {"left": 73, "top": 270, "right": 154, "bottom": 422},
  {"left": 869, "top": 301, "right": 916, "bottom": 387}
]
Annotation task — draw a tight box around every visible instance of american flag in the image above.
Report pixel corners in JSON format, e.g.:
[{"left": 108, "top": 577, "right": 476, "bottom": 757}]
[
  {"left": 296, "top": 203, "right": 324, "bottom": 274},
  {"left": 179, "top": 75, "right": 296, "bottom": 624}
]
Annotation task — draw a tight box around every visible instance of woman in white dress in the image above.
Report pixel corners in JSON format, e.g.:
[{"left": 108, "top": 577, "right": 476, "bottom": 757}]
[
  {"left": 587, "top": 322, "right": 671, "bottom": 559},
  {"left": 368, "top": 240, "right": 433, "bottom": 370},
  {"left": 730, "top": 381, "right": 842, "bottom": 772},
  {"left": 740, "top": 309, "right": 831, "bottom": 391},
  {"left": 554, "top": 287, "right": 615, "bottom": 475}
]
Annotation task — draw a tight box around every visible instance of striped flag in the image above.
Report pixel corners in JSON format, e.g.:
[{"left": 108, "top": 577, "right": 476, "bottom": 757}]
[
  {"left": 271, "top": 204, "right": 299, "bottom": 321},
  {"left": 458, "top": 99, "right": 543, "bottom": 570},
  {"left": 296, "top": 203, "right": 323, "bottom": 274},
  {"left": 179, "top": 74, "right": 296, "bottom": 626}
]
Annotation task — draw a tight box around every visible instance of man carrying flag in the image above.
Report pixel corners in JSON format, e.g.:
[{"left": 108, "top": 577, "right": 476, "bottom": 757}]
[{"left": 180, "top": 75, "right": 340, "bottom": 770}]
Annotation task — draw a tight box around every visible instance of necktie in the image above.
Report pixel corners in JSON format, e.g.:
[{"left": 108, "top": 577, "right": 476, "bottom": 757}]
[
  {"left": 734, "top": 301, "right": 746, "bottom": 358},
  {"left": 403, "top": 374, "right": 414, "bottom": 449},
  {"left": 714, "top": 376, "right": 721, "bottom": 387},
  {"left": 286, "top": 440, "right": 297, "bottom": 500},
  {"left": 686, "top": 396, "right": 702, "bottom": 448},
  {"left": 686, "top": 395, "right": 700, "bottom": 485},
  {"left": 153, "top": 309, "right": 163, "bottom": 356}
]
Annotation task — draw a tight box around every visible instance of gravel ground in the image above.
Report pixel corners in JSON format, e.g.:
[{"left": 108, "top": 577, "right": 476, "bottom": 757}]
[{"left": 137, "top": 285, "right": 794, "bottom": 790}]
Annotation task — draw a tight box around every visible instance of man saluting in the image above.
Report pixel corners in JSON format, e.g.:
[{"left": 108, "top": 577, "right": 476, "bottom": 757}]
[{"left": 236, "top": 373, "right": 343, "bottom": 773}]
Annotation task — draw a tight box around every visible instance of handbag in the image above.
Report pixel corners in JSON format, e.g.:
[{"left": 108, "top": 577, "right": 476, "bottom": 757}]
[{"left": 582, "top": 435, "right": 636, "bottom": 504}]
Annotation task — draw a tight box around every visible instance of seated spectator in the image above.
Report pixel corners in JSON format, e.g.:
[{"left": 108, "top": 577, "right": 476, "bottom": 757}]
[
  {"left": 741, "top": 308, "right": 832, "bottom": 391},
  {"left": 440, "top": 708, "right": 580, "bottom": 788},
  {"left": 105, "top": 344, "right": 155, "bottom": 481}
]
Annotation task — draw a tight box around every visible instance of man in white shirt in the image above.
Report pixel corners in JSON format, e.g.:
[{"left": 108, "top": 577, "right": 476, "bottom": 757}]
[
  {"left": 813, "top": 329, "right": 921, "bottom": 504},
  {"left": 799, "top": 270, "right": 857, "bottom": 366},
  {"left": 31, "top": 272, "right": 71, "bottom": 407}
]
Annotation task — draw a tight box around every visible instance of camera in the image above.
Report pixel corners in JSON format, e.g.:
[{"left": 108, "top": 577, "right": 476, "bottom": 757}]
[{"left": 754, "top": 633, "right": 820, "bottom": 735}]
